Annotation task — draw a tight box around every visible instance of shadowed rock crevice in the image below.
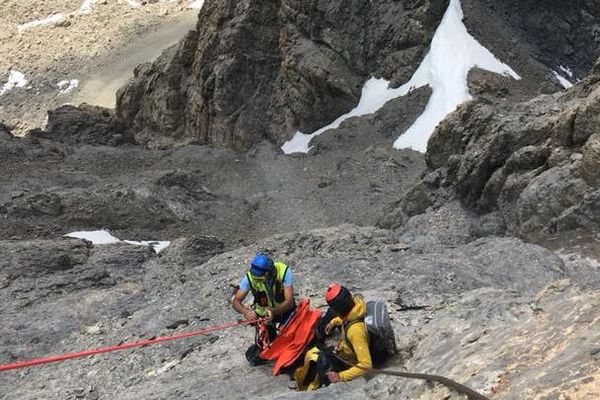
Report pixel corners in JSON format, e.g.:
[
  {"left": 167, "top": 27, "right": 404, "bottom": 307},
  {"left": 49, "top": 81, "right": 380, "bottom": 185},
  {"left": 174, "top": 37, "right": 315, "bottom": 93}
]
[{"left": 463, "top": 0, "right": 600, "bottom": 80}]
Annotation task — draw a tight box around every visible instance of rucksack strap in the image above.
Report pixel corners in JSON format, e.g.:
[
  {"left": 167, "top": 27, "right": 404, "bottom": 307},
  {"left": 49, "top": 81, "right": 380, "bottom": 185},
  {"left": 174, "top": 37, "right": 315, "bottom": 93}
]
[{"left": 342, "top": 318, "right": 367, "bottom": 354}]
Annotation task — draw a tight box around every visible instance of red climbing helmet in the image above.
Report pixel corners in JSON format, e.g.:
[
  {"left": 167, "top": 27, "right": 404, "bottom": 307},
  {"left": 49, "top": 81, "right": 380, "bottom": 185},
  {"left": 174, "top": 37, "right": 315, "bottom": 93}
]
[{"left": 325, "top": 284, "right": 354, "bottom": 317}]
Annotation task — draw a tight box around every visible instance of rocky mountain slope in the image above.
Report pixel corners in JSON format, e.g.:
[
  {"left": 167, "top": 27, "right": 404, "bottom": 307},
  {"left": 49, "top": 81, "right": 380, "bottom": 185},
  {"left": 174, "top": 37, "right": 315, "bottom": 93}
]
[
  {"left": 1, "top": 0, "right": 599, "bottom": 399},
  {"left": 382, "top": 59, "right": 600, "bottom": 242},
  {"left": 462, "top": 0, "right": 600, "bottom": 79},
  {"left": 116, "top": 0, "right": 449, "bottom": 149},
  {"left": 0, "top": 110, "right": 425, "bottom": 242},
  {"left": 115, "top": 0, "right": 600, "bottom": 150},
  {"left": 1, "top": 215, "right": 598, "bottom": 399}
]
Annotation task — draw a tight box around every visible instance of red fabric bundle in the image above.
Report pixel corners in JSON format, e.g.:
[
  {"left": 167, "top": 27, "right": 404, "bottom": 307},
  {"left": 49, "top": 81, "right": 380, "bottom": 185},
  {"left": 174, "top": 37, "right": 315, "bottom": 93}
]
[{"left": 259, "top": 298, "right": 322, "bottom": 375}]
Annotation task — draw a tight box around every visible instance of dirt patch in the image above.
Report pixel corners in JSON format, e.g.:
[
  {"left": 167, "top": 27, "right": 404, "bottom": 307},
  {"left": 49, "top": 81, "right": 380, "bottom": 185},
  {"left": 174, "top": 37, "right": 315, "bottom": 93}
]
[
  {"left": 72, "top": 11, "right": 198, "bottom": 108},
  {"left": 0, "top": 0, "right": 200, "bottom": 134}
]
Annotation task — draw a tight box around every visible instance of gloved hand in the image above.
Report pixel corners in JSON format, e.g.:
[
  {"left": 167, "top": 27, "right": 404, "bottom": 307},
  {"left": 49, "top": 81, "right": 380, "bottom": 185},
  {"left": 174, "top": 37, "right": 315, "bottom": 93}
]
[
  {"left": 264, "top": 308, "right": 273, "bottom": 323},
  {"left": 244, "top": 309, "right": 258, "bottom": 321},
  {"left": 326, "top": 371, "right": 340, "bottom": 383},
  {"left": 324, "top": 323, "right": 334, "bottom": 335}
]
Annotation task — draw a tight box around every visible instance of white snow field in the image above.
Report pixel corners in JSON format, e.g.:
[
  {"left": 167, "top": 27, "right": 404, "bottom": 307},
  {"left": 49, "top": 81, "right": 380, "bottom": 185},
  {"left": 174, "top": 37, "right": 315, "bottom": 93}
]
[
  {"left": 57, "top": 79, "right": 80, "bottom": 94},
  {"left": 553, "top": 70, "right": 573, "bottom": 89},
  {"left": 0, "top": 70, "right": 28, "bottom": 97},
  {"left": 282, "top": 0, "right": 520, "bottom": 154},
  {"left": 65, "top": 230, "right": 171, "bottom": 254}
]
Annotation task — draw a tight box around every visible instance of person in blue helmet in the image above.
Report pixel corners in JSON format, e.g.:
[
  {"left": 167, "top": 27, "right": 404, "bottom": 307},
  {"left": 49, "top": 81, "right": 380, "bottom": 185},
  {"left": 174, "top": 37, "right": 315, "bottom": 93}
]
[{"left": 232, "top": 252, "right": 295, "bottom": 365}]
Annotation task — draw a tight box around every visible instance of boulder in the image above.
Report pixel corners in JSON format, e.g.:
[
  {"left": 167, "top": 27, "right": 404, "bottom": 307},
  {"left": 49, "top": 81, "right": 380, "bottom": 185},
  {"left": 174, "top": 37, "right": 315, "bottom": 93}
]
[{"left": 28, "top": 104, "right": 133, "bottom": 146}]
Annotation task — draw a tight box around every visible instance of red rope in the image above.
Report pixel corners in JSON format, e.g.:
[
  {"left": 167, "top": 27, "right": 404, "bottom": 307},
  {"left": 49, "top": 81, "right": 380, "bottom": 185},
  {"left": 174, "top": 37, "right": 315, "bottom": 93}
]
[{"left": 0, "top": 318, "right": 264, "bottom": 372}]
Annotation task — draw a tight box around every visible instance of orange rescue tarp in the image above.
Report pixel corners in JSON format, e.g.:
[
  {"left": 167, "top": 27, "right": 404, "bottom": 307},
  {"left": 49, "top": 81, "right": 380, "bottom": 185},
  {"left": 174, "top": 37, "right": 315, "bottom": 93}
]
[{"left": 259, "top": 298, "right": 322, "bottom": 375}]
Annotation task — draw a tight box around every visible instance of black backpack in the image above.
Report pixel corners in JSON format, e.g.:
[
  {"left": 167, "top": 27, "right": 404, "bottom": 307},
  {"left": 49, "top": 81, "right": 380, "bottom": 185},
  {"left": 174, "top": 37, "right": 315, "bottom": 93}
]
[{"left": 364, "top": 300, "right": 396, "bottom": 365}]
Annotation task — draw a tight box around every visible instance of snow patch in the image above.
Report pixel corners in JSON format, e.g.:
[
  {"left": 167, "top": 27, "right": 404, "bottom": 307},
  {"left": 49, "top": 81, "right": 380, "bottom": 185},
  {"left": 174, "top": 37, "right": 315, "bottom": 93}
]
[
  {"left": 79, "top": 0, "right": 98, "bottom": 14},
  {"left": 553, "top": 71, "right": 573, "bottom": 89},
  {"left": 585, "top": 257, "right": 600, "bottom": 269},
  {"left": 18, "top": 14, "right": 66, "bottom": 32},
  {"left": 0, "top": 70, "right": 28, "bottom": 97},
  {"left": 124, "top": 240, "right": 172, "bottom": 254},
  {"left": 65, "top": 229, "right": 171, "bottom": 254},
  {"left": 559, "top": 65, "right": 574, "bottom": 79},
  {"left": 394, "top": 0, "right": 520, "bottom": 152},
  {"left": 282, "top": 76, "right": 426, "bottom": 154},
  {"left": 125, "top": 0, "right": 142, "bottom": 8},
  {"left": 188, "top": 0, "right": 205, "bottom": 9},
  {"left": 281, "top": 0, "right": 519, "bottom": 154},
  {"left": 57, "top": 79, "right": 80, "bottom": 94},
  {"left": 66, "top": 230, "right": 121, "bottom": 245}
]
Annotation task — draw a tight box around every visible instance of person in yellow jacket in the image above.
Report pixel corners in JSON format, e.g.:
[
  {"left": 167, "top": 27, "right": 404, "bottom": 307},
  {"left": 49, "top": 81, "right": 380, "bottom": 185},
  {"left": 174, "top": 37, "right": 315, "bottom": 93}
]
[
  {"left": 293, "top": 284, "right": 373, "bottom": 390},
  {"left": 322, "top": 284, "right": 373, "bottom": 383}
]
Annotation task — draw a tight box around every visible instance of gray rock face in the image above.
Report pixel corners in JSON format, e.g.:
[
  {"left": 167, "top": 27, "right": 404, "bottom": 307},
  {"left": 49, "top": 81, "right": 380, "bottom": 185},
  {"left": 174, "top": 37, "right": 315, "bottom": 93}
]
[
  {"left": 401, "top": 281, "right": 600, "bottom": 399},
  {"left": 0, "top": 239, "right": 151, "bottom": 362},
  {"left": 463, "top": 0, "right": 600, "bottom": 80},
  {"left": 383, "top": 58, "right": 600, "bottom": 240},
  {"left": 115, "top": 0, "right": 447, "bottom": 150},
  {"left": 1, "top": 223, "right": 597, "bottom": 399},
  {"left": 2, "top": 2, "right": 600, "bottom": 399},
  {"left": 0, "top": 123, "right": 70, "bottom": 163},
  {"left": 113, "top": 0, "right": 600, "bottom": 151},
  {"left": 0, "top": 122, "right": 12, "bottom": 139},
  {"left": 0, "top": 123, "right": 22, "bottom": 158},
  {"left": 28, "top": 104, "right": 133, "bottom": 146},
  {"left": 582, "top": 133, "right": 600, "bottom": 186}
]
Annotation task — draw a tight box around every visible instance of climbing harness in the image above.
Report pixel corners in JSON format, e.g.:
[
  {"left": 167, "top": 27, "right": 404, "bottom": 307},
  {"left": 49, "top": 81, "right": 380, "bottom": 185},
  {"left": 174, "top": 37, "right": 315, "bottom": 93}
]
[
  {"left": 0, "top": 318, "right": 266, "bottom": 372},
  {"left": 256, "top": 322, "right": 274, "bottom": 350}
]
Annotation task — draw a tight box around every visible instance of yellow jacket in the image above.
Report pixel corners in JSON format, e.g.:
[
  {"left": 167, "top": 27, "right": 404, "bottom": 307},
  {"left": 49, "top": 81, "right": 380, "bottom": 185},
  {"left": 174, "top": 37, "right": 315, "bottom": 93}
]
[{"left": 329, "top": 295, "right": 373, "bottom": 382}]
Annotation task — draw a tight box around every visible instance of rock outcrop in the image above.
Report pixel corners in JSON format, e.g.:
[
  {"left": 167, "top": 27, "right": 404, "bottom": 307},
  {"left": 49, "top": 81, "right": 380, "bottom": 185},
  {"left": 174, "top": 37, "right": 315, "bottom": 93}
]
[
  {"left": 0, "top": 123, "right": 22, "bottom": 157},
  {"left": 27, "top": 105, "right": 133, "bottom": 146},
  {"left": 463, "top": 0, "right": 600, "bottom": 80},
  {"left": 381, "top": 58, "right": 600, "bottom": 241},
  {"left": 116, "top": 0, "right": 448, "bottom": 149},
  {"left": 582, "top": 133, "right": 600, "bottom": 187},
  {"left": 114, "top": 0, "right": 600, "bottom": 151},
  {"left": 0, "top": 122, "right": 12, "bottom": 139}
]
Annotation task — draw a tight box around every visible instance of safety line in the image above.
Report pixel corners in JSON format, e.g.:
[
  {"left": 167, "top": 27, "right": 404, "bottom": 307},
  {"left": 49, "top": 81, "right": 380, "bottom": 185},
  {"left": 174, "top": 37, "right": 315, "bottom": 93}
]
[
  {"left": 334, "top": 354, "right": 490, "bottom": 400},
  {"left": 0, "top": 318, "right": 264, "bottom": 372},
  {"left": 374, "top": 369, "right": 490, "bottom": 400}
]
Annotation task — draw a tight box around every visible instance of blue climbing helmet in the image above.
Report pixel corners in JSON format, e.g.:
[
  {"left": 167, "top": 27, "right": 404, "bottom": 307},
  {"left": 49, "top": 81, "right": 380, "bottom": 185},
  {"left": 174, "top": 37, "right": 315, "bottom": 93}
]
[{"left": 249, "top": 252, "right": 275, "bottom": 277}]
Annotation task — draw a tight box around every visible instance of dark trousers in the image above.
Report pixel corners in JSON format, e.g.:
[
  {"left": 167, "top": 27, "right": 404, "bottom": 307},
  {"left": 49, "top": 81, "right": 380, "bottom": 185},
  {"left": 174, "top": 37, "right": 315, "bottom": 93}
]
[{"left": 246, "top": 303, "right": 297, "bottom": 366}]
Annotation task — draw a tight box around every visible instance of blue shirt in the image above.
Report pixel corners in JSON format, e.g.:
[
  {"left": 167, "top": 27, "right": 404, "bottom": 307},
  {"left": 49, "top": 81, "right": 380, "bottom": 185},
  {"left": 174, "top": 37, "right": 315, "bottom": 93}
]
[{"left": 239, "top": 268, "right": 293, "bottom": 292}]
